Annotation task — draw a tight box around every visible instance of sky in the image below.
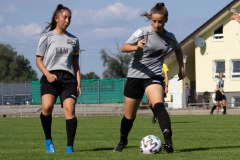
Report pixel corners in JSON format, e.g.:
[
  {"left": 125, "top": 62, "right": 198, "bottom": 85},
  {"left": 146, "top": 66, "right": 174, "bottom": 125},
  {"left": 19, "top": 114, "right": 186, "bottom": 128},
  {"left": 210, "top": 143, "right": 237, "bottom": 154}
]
[{"left": 0, "top": 0, "right": 232, "bottom": 78}]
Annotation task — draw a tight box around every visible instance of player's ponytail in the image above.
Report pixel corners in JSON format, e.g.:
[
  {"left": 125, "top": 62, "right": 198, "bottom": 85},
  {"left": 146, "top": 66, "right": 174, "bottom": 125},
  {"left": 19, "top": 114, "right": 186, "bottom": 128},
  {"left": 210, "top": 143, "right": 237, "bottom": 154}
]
[
  {"left": 140, "top": 2, "right": 168, "bottom": 20},
  {"left": 42, "top": 4, "right": 71, "bottom": 34}
]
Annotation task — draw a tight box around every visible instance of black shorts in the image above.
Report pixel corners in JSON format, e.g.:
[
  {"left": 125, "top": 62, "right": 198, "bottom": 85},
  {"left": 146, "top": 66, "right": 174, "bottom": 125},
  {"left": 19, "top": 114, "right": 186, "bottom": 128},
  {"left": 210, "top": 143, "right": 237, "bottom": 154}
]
[
  {"left": 215, "top": 90, "right": 226, "bottom": 101},
  {"left": 40, "top": 70, "right": 78, "bottom": 105},
  {"left": 124, "top": 76, "right": 164, "bottom": 99}
]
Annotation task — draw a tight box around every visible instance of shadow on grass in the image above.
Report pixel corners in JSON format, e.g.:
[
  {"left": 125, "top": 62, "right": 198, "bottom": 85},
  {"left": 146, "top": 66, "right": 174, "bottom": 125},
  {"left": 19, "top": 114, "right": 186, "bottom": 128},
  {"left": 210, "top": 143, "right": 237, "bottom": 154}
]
[
  {"left": 75, "top": 146, "right": 137, "bottom": 152},
  {"left": 179, "top": 145, "right": 240, "bottom": 152},
  {"left": 93, "top": 145, "right": 137, "bottom": 151},
  {"left": 172, "top": 121, "right": 197, "bottom": 124}
]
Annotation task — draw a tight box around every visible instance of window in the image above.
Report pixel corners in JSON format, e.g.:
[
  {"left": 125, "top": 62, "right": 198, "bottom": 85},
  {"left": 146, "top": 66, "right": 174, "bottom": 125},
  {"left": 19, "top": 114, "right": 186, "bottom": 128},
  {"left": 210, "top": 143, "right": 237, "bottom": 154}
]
[
  {"left": 231, "top": 97, "right": 240, "bottom": 107},
  {"left": 231, "top": 60, "right": 240, "bottom": 79},
  {"left": 212, "top": 24, "right": 224, "bottom": 41},
  {"left": 213, "top": 60, "right": 225, "bottom": 79}
]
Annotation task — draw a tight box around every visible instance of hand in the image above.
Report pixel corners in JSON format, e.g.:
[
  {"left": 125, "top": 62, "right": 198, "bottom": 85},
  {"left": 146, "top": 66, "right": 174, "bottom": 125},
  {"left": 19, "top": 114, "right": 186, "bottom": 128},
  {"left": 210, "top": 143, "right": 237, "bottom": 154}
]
[
  {"left": 230, "top": 13, "right": 239, "bottom": 20},
  {"left": 77, "top": 85, "right": 82, "bottom": 97},
  {"left": 178, "top": 67, "right": 186, "bottom": 81},
  {"left": 230, "top": 13, "right": 240, "bottom": 23},
  {"left": 222, "top": 92, "right": 225, "bottom": 95},
  {"left": 46, "top": 74, "right": 57, "bottom": 83},
  {"left": 164, "top": 87, "right": 168, "bottom": 94},
  {"left": 137, "top": 39, "right": 147, "bottom": 50}
]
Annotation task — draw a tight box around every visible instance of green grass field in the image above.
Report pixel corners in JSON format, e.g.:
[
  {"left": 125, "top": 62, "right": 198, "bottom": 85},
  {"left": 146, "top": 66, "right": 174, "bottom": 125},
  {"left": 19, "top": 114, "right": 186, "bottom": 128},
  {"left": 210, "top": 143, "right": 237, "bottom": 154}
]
[{"left": 0, "top": 115, "right": 240, "bottom": 160}]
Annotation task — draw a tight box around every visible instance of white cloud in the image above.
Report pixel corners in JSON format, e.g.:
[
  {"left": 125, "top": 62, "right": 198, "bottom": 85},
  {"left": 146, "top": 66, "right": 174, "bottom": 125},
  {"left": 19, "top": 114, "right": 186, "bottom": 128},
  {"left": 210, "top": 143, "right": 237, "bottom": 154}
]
[
  {"left": 86, "top": 27, "right": 132, "bottom": 39},
  {"left": 0, "top": 16, "right": 4, "bottom": 25},
  {"left": 72, "top": 2, "right": 141, "bottom": 25},
  {"left": 0, "top": 23, "right": 42, "bottom": 43}
]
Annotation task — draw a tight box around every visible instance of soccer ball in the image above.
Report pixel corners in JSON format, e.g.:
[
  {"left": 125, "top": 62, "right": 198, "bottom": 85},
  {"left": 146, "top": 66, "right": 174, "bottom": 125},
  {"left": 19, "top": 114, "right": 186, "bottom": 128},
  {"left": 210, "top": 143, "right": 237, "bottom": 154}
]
[{"left": 140, "top": 135, "right": 162, "bottom": 154}]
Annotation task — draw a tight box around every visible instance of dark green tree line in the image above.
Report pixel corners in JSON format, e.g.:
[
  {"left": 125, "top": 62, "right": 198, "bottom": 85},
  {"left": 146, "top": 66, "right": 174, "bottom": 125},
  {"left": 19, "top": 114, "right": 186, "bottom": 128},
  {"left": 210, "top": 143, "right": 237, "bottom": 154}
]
[
  {"left": 0, "top": 43, "right": 38, "bottom": 82},
  {"left": 81, "top": 72, "right": 100, "bottom": 79},
  {"left": 99, "top": 41, "right": 133, "bottom": 78}
]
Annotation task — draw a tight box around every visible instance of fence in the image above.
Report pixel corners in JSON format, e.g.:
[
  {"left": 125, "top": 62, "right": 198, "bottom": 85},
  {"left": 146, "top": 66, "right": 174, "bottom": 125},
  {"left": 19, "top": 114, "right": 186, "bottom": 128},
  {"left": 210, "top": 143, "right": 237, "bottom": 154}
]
[
  {"left": 1, "top": 102, "right": 240, "bottom": 118},
  {"left": 0, "top": 82, "right": 31, "bottom": 105},
  {"left": 0, "top": 79, "right": 149, "bottom": 105}
]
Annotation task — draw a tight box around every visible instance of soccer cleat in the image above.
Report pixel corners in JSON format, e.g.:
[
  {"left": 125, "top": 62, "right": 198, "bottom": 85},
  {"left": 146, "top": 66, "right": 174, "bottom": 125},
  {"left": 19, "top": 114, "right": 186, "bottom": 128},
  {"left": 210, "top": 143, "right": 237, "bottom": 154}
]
[
  {"left": 162, "top": 142, "right": 174, "bottom": 153},
  {"left": 210, "top": 112, "right": 213, "bottom": 115},
  {"left": 152, "top": 116, "right": 157, "bottom": 124},
  {"left": 45, "top": 139, "right": 56, "bottom": 153},
  {"left": 66, "top": 145, "right": 74, "bottom": 154},
  {"left": 113, "top": 140, "right": 128, "bottom": 152}
]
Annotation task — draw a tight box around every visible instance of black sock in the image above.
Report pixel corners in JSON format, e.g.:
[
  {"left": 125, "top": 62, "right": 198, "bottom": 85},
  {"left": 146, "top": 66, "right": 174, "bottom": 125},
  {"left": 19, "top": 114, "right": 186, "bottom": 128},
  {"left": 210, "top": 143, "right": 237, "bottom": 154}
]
[
  {"left": 153, "top": 103, "right": 172, "bottom": 143},
  {"left": 149, "top": 104, "right": 156, "bottom": 117},
  {"left": 66, "top": 117, "right": 78, "bottom": 146},
  {"left": 120, "top": 116, "right": 135, "bottom": 142},
  {"left": 211, "top": 105, "right": 216, "bottom": 113},
  {"left": 223, "top": 106, "right": 226, "bottom": 114},
  {"left": 40, "top": 113, "right": 52, "bottom": 140}
]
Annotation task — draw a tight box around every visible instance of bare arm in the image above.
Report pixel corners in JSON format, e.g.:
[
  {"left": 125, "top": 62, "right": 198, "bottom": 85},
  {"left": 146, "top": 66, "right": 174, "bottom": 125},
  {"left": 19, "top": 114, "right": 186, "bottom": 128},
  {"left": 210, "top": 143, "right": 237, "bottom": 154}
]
[
  {"left": 164, "top": 71, "right": 169, "bottom": 93},
  {"left": 175, "top": 47, "right": 186, "bottom": 81},
  {"left": 121, "top": 39, "right": 146, "bottom": 52},
  {"left": 73, "top": 57, "right": 81, "bottom": 96},
  {"left": 36, "top": 56, "right": 57, "bottom": 83},
  {"left": 217, "top": 85, "right": 224, "bottom": 95}
]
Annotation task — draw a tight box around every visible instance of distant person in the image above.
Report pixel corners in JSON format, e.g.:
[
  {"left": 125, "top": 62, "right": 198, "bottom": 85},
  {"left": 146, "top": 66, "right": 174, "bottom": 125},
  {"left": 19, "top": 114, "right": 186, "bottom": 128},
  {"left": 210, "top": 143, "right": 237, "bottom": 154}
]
[
  {"left": 150, "top": 63, "right": 169, "bottom": 124},
  {"left": 113, "top": 3, "right": 185, "bottom": 154},
  {"left": 210, "top": 90, "right": 223, "bottom": 115},
  {"left": 185, "top": 83, "right": 190, "bottom": 106},
  {"left": 210, "top": 90, "right": 217, "bottom": 114},
  {"left": 36, "top": 4, "right": 81, "bottom": 154},
  {"left": 215, "top": 72, "right": 226, "bottom": 114}
]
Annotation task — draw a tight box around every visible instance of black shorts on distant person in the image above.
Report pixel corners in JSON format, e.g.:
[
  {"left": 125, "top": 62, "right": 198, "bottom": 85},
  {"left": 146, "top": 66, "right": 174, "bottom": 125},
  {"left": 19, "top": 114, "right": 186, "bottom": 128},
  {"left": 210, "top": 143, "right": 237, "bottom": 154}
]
[
  {"left": 124, "top": 76, "right": 164, "bottom": 99},
  {"left": 40, "top": 70, "right": 78, "bottom": 106},
  {"left": 215, "top": 90, "right": 226, "bottom": 101}
]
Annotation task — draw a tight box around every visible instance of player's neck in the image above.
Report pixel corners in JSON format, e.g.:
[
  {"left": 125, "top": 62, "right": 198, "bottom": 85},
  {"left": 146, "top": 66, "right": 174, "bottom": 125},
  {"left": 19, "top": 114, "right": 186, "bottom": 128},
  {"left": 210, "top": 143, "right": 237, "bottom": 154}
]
[{"left": 53, "top": 28, "right": 66, "bottom": 35}]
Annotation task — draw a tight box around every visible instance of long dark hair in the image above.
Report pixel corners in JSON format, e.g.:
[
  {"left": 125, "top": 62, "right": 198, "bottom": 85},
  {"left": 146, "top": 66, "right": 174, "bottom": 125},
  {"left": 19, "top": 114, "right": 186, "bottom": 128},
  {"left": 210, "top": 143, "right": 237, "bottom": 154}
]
[
  {"left": 42, "top": 4, "right": 71, "bottom": 34},
  {"left": 140, "top": 3, "right": 168, "bottom": 20}
]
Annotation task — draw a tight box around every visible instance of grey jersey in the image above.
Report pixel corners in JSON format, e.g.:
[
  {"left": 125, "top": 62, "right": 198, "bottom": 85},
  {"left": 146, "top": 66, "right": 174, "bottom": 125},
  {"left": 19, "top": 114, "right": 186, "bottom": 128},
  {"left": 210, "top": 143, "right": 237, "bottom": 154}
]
[
  {"left": 36, "top": 31, "right": 79, "bottom": 76},
  {"left": 126, "top": 25, "right": 180, "bottom": 78},
  {"left": 216, "top": 78, "right": 224, "bottom": 91}
]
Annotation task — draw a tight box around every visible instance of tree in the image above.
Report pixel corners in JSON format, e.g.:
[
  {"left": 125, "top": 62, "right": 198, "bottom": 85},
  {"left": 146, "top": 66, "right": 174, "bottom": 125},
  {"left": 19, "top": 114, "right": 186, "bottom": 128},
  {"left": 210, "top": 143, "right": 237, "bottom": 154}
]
[
  {"left": 99, "top": 41, "right": 133, "bottom": 78},
  {"left": 0, "top": 43, "right": 38, "bottom": 82},
  {"left": 81, "top": 72, "right": 100, "bottom": 79}
]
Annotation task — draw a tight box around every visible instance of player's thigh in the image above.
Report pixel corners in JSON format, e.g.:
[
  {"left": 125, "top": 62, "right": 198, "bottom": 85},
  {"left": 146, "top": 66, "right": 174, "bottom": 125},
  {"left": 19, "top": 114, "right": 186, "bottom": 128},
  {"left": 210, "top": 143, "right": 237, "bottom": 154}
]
[
  {"left": 124, "top": 96, "right": 141, "bottom": 119},
  {"left": 221, "top": 99, "right": 226, "bottom": 106},
  {"left": 62, "top": 98, "right": 76, "bottom": 119},
  {"left": 41, "top": 94, "right": 56, "bottom": 114},
  {"left": 221, "top": 94, "right": 226, "bottom": 106},
  {"left": 145, "top": 84, "right": 163, "bottom": 106}
]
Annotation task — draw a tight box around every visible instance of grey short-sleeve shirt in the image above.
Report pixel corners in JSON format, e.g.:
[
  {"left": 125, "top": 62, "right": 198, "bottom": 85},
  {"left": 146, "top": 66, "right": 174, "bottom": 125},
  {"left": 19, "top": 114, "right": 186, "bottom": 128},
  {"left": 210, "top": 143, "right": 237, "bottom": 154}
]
[
  {"left": 36, "top": 31, "right": 79, "bottom": 76},
  {"left": 126, "top": 25, "right": 179, "bottom": 78},
  {"left": 216, "top": 78, "right": 224, "bottom": 91}
]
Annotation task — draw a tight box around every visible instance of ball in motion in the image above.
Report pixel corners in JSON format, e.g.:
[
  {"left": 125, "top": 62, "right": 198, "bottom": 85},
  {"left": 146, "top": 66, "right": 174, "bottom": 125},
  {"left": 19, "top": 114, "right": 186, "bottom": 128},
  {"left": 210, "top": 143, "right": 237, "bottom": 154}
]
[{"left": 140, "top": 135, "right": 162, "bottom": 154}]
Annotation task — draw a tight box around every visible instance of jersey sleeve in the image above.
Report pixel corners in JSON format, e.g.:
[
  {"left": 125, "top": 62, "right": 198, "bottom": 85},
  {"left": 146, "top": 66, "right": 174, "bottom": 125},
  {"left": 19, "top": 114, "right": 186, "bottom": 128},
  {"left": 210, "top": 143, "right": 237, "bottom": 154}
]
[
  {"left": 216, "top": 80, "right": 220, "bottom": 87},
  {"left": 162, "top": 63, "right": 169, "bottom": 72},
  {"left": 167, "top": 32, "right": 180, "bottom": 50},
  {"left": 126, "top": 29, "right": 144, "bottom": 45},
  {"left": 73, "top": 39, "right": 80, "bottom": 58},
  {"left": 36, "top": 36, "right": 48, "bottom": 57}
]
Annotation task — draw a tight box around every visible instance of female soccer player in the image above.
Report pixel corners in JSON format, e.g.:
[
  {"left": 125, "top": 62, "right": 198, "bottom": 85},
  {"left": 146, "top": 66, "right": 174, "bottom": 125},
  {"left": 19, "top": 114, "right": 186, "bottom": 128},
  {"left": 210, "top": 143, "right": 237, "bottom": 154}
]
[
  {"left": 36, "top": 4, "right": 81, "bottom": 154},
  {"left": 113, "top": 3, "right": 185, "bottom": 153}
]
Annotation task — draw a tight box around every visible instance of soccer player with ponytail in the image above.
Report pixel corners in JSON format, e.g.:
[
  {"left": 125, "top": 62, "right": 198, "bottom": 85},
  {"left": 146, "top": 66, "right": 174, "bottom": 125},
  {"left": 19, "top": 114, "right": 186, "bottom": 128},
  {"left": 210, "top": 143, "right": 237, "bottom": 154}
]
[
  {"left": 36, "top": 4, "right": 81, "bottom": 154},
  {"left": 113, "top": 2, "right": 185, "bottom": 153}
]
